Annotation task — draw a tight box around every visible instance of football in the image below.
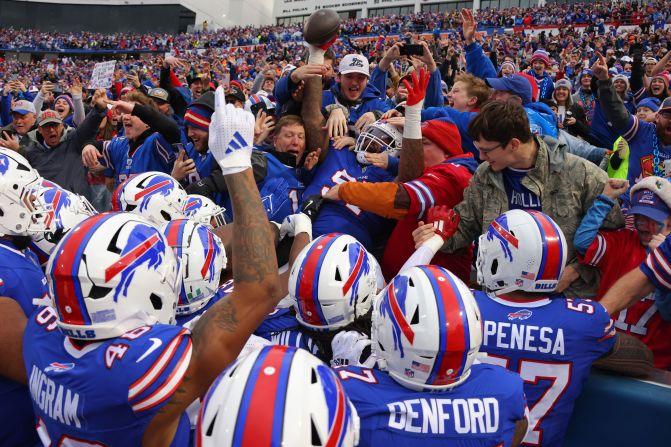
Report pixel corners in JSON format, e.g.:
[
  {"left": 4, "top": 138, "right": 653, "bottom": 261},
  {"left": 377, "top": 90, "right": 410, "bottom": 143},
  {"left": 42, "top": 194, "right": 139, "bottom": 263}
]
[{"left": 303, "top": 9, "right": 341, "bottom": 46}]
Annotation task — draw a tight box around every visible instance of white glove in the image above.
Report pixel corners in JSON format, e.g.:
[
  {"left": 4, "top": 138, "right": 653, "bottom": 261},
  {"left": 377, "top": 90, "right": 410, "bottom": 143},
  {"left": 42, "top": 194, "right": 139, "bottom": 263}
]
[
  {"left": 208, "top": 86, "right": 255, "bottom": 175},
  {"left": 280, "top": 213, "right": 312, "bottom": 240},
  {"left": 330, "top": 331, "right": 376, "bottom": 368}
]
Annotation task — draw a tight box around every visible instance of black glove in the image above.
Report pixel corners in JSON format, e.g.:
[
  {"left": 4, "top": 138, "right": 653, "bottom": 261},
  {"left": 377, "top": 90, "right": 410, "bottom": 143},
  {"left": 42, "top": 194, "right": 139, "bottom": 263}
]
[{"left": 300, "top": 194, "right": 324, "bottom": 222}]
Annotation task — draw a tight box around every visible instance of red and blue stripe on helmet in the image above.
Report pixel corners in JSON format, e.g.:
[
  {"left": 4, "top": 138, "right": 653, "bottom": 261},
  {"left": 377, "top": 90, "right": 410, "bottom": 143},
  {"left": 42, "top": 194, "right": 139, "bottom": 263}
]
[{"left": 528, "top": 210, "right": 564, "bottom": 281}]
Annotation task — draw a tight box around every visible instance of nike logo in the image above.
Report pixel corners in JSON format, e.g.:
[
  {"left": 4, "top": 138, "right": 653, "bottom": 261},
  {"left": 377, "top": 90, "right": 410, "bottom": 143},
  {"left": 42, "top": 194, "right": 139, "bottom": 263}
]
[{"left": 137, "top": 338, "right": 162, "bottom": 363}]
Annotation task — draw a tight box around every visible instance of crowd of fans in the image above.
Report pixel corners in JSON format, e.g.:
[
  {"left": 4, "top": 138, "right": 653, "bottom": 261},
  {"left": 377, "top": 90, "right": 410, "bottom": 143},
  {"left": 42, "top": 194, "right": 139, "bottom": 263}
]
[{"left": 0, "top": 1, "right": 670, "bottom": 446}]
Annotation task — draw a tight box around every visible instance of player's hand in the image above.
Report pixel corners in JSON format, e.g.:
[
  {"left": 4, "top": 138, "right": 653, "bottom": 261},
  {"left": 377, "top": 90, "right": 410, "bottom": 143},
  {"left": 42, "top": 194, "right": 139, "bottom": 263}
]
[
  {"left": 354, "top": 112, "right": 376, "bottom": 132},
  {"left": 303, "top": 148, "right": 321, "bottom": 170},
  {"left": 330, "top": 331, "right": 375, "bottom": 368},
  {"left": 279, "top": 213, "right": 312, "bottom": 240},
  {"left": 385, "top": 116, "right": 405, "bottom": 128},
  {"left": 81, "top": 144, "right": 103, "bottom": 169},
  {"left": 209, "top": 86, "right": 255, "bottom": 175},
  {"left": 0, "top": 131, "right": 20, "bottom": 152},
  {"left": 171, "top": 149, "right": 197, "bottom": 181},
  {"left": 300, "top": 194, "right": 324, "bottom": 222},
  {"left": 363, "top": 152, "right": 389, "bottom": 169},
  {"left": 427, "top": 205, "right": 460, "bottom": 242},
  {"left": 602, "top": 179, "right": 629, "bottom": 199},
  {"left": 412, "top": 221, "right": 438, "bottom": 249},
  {"left": 326, "top": 107, "right": 348, "bottom": 139},
  {"left": 403, "top": 67, "right": 430, "bottom": 108},
  {"left": 332, "top": 135, "right": 356, "bottom": 150}
]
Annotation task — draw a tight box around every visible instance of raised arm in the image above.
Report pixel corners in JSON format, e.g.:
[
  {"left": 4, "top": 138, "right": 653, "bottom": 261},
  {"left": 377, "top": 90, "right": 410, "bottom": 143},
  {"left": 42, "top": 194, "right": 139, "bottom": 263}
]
[
  {"left": 143, "top": 87, "right": 281, "bottom": 446},
  {"left": 301, "top": 45, "right": 332, "bottom": 162}
]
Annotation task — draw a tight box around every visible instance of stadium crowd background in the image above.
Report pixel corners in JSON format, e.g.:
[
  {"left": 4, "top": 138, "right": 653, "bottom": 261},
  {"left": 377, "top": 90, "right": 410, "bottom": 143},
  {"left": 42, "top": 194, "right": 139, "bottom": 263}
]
[{"left": 1, "top": 0, "right": 671, "bottom": 446}]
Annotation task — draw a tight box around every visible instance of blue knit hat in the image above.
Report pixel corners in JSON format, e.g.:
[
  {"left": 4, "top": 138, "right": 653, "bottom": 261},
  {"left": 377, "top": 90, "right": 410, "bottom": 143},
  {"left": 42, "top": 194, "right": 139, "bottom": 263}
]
[{"left": 184, "top": 104, "right": 213, "bottom": 131}]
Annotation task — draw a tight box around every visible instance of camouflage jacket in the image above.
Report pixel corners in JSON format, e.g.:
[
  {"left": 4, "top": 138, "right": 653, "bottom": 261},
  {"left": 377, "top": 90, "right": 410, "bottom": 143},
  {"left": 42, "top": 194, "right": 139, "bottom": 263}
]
[{"left": 442, "top": 135, "right": 624, "bottom": 297}]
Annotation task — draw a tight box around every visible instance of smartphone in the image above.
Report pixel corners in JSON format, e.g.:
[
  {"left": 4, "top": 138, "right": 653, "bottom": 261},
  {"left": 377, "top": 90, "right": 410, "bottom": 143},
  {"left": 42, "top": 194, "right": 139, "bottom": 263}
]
[{"left": 400, "top": 44, "right": 424, "bottom": 56}]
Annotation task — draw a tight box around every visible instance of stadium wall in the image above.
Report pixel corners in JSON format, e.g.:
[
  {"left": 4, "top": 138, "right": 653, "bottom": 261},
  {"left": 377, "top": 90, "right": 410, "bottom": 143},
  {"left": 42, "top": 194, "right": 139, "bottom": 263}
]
[{"left": 0, "top": 0, "right": 196, "bottom": 34}]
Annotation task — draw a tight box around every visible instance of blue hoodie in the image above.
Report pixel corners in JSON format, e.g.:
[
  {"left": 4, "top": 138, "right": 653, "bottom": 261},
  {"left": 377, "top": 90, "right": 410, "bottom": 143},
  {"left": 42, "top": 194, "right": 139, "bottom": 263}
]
[{"left": 322, "top": 83, "right": 390, "bottom": 124}]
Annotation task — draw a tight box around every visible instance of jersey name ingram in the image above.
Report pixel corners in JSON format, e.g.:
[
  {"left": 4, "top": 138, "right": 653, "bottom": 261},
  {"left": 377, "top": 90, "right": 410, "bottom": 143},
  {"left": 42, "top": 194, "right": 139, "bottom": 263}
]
[
  {"left": 483, "top": 320, "right": 565, "bottom": 355},
  {"left": 387, "top": 397, "right": 500, "bottom": 434},
  {"left": 29, "top": 365, "right": 82, "bottom": 428}
]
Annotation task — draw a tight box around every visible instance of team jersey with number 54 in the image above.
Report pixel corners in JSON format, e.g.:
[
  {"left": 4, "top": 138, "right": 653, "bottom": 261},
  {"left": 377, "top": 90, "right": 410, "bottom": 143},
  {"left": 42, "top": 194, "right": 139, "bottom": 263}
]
[
  {"left": 474, "top": 292, "right": 616, "bottom": 447},
  {"left": 23, "top": 306, "right": 192, "bottom": 447}
]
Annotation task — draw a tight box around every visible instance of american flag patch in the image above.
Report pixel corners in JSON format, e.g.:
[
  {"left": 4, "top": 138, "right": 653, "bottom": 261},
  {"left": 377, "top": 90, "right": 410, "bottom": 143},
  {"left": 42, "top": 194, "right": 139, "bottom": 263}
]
[
  {"left": 521, "top": 271, "right": 535, "bottom": 280},
  {"left": 411, "top": 361, "right": 430, "bottom": 373}
]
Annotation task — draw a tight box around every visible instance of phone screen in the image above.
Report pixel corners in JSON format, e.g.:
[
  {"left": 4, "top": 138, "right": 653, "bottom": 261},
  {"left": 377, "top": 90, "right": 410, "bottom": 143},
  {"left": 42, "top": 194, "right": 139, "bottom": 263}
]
[{"left": 400, "top": 44, "right": 424, "bottom": 56}]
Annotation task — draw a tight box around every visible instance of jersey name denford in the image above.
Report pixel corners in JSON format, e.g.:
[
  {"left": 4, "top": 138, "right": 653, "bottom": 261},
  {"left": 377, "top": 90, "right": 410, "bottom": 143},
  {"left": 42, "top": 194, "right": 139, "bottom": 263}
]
[
  {"left": 387, "top": 397, "right": 500, "bottom": 434},
  {"left": 28, "top": 365, "right": 82, "bottom": 428},
  {"left": 483, "top": 320, "right": 565, "bottom": 355}
]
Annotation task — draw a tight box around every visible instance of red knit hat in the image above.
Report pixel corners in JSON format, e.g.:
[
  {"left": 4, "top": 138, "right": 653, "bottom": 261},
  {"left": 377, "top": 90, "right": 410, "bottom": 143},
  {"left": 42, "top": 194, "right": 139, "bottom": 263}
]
[
  {"left": 421, "top": 119, "right": 463, "bottom": 157},
  {"left": 517, "top": 72, "right": 540, "bottom": 102}
]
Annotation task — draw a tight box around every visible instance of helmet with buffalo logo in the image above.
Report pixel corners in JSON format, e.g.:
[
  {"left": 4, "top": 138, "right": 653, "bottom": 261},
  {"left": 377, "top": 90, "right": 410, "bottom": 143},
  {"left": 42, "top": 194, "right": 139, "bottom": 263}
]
[
  {"left": 198, "top": 345, "right": 360, "bottom": 447},
  {"left": 163, "top": 219, "right": 227, "bottom": 316},
  {"left": 476, "top": 209, "right": 568, "bottom": 295},
  {"left": 182, "top": 194, "right": 227, "bottom": 228},
  {"left": 30, "top": 185, "right": 97, "bottom": 265},
  {"left": 372, "top": 265, "right": 482, "bottom": 391},
  {"left": 46, "top": 212, "right": 182, "bottom": 340},
  {"left": 112, "top": 171, "right": 187, "bottom": 226},
  {"left": 354, "top": 120, "right": 402, "bottom": 166},
  {"left": 0, "top": 147, "right": 52, "bottom": 236}
]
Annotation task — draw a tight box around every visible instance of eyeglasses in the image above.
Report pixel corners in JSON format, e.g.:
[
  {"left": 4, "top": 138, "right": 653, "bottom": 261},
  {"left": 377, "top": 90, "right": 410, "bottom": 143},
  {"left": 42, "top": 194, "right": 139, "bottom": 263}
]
[{"left": 474, "top": 141, "right": 506, "bottom": 155}]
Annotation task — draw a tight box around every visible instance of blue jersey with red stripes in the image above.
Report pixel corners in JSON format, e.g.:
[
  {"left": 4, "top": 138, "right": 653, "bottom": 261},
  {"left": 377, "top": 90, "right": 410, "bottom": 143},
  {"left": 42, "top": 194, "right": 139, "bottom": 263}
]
[
  {"left": 474, "top": 291, "right": 616, "bottom": 447},
  {"left": 0, "top": 239, "right": 49, "bottom": 447},
  {"left": 337, "top": 364, "right": 526, "bottom": 447},
  {"left": 182, "top": 142, "right": 217, "bottom": 186},
  {"left": 254, "top": 307, "right": 321, "bottom": 356},
  {"left": 641, "top": 235, "right": 671, "bottom": 291},
  {"left": 101, "top": 134, "right": 177, "bottom": 187},
  {"left": 304, "top": 147, "right": 395, "bottom": 250},
  {"left": 22, "top": 306, "right": 192, "bottom": 447},
  {"left": 614, "top": 115, "right": 671, "bottom": 186}
]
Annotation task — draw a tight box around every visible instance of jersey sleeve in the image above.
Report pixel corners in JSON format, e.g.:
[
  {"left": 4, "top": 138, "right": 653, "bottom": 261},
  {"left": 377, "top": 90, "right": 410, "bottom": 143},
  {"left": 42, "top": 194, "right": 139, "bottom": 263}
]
[
  {"left": 569, "top": 299, "right": 617, "bottom": 356},
  {"left": 579, "top": 230, "right": 617, "bottom": 268},
  {"left": 0, "top": 269, "right": 41, "bottom": 316},
  {"left": 100, "top": 140, "right": 116, "bottom": 178},
  {"left": 126, "top": 326, "right": 193, "bottom": 414},
  {"left": 151, "top": 133, "right": 178, "bottom": 169},
  {"left": 403, "top": 166, "right": 468, "bottom": 220},
  {"left": 641, "top": 238, "right": 671, "bottom": 291}
]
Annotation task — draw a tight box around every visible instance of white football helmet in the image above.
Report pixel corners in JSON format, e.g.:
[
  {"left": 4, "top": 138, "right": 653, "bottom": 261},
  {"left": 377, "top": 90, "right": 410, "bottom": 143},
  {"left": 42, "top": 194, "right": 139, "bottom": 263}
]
[
  {"left": 111, "top": 171, "right": 187, "bottom": 226},
  {"left": 30, "top": 185, "right": 97, "bottom": 265},
  {"left": 182, "top": 194, "right": 227, "bottom": 228},
  {"left": 289, "top": 233, "right": 377, "bottom": 331},
  {"left": 46, "top": 212, "right": 182, "bottom": 340},
  {"left": 476, "top": 209, "right": 568, "bottom": 295},
  {"left": 0, "top": 147, "right": 52, "bottom": 236},
  {"left": 354, "top": 120, "right": 402, "bottom": 165},
  {"left": 373, "top": 265, "right": 482, "bottom": 391},
  {"left": 198, "top": 345, "right": 359, "bottom": 447},
  {"left": 163, "top": 219, "right": 227, "bottom": 316}
]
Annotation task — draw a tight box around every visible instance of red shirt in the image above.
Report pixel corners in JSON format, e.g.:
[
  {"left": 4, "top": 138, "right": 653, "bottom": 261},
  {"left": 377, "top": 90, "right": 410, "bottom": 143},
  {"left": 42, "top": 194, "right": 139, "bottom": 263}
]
[
  {"left": 580, "top": 228, "right": 671, "bottom": 368},
  {"left": 381, "top": 157, "right": 474, "bottom": 283}
]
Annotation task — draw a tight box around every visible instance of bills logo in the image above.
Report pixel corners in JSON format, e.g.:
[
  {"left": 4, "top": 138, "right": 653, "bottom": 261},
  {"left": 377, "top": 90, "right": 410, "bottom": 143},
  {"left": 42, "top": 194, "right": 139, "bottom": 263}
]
[
  {"left": 45, "top": 362, "right": 75, "bottom": 373},
  {"left": 378, "top": 275, "right": 414, "bottom": 357},
  {"left": 0, "top": 154, "right": 9, "bottom": 176},
  {"left": 105, "top": 224, "right": 166, "bottom": 301},
  {"left": 183, "top": 196, "right": 203, "bottom": 215},
  {"left": 487, "top": 214, "right": 518, "bottom": 261},
  {"left": 135, "top": 176, "right": 175, "bottom": 213},
  {"left": 43, "top": 187, "right": 73, "bottom": 229},
  {"left": 507, "top": 309, "right": 533, "bottom": 321}
]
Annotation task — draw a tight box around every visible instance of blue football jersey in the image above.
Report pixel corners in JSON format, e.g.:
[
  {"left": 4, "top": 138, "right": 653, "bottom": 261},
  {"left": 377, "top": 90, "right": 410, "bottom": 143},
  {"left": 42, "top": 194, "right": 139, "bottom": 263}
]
[
  {"left": 304, "top": 148, "right": 395, "bottom": 249},
  {"left": 255, "top": 307, "right": 320, "bottom": 356},
  {"left": 175, "top": 279, "right": 234, "bottom": 327},
  {"left": 0, "top": 240, "right": 49, "bottom": 447},
  {"left": 23, "top": 306, "right": 192, "bottom": 447},
  {"left": 474, "top": 291, "right": 616, "bottom": 447},
  {"left": 338, "top": 364, "right": 526, "bottom": 447},
  {"left": 101, "top": 133, "right": 177, "bottom": 187},
  {"left": 182, "top": 142, "right": 217, "bottom": 186},
  {"left": 219, "top": 151, "right": 304, "bottom": 223}
]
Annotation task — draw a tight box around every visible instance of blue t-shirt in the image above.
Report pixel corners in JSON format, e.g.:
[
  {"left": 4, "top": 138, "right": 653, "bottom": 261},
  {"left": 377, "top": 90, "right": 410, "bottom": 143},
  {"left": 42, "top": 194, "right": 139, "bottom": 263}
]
[
  {"left": 338, "top": 364, "right": 526, "bottom": 447},
  {"left": 23, "top": 308, "right": 191, "bottom": 447},
  {"left": 101, "top": 133, "right": 177, "bottom": 187},
  {"left": 503, "top": 167, "right": 542, "bottom": 211},
  {"left": 0, "top": 239, "right": 49, "bottom": 447},
  {"left": 474, "top": 291, "right": 616, "bottom": 447},
  {"left": 304, "top": 147, "right": 395, "bottom": 249},
  {"left": 618, "top": 115, "right": 671, "bottom": 185}
]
